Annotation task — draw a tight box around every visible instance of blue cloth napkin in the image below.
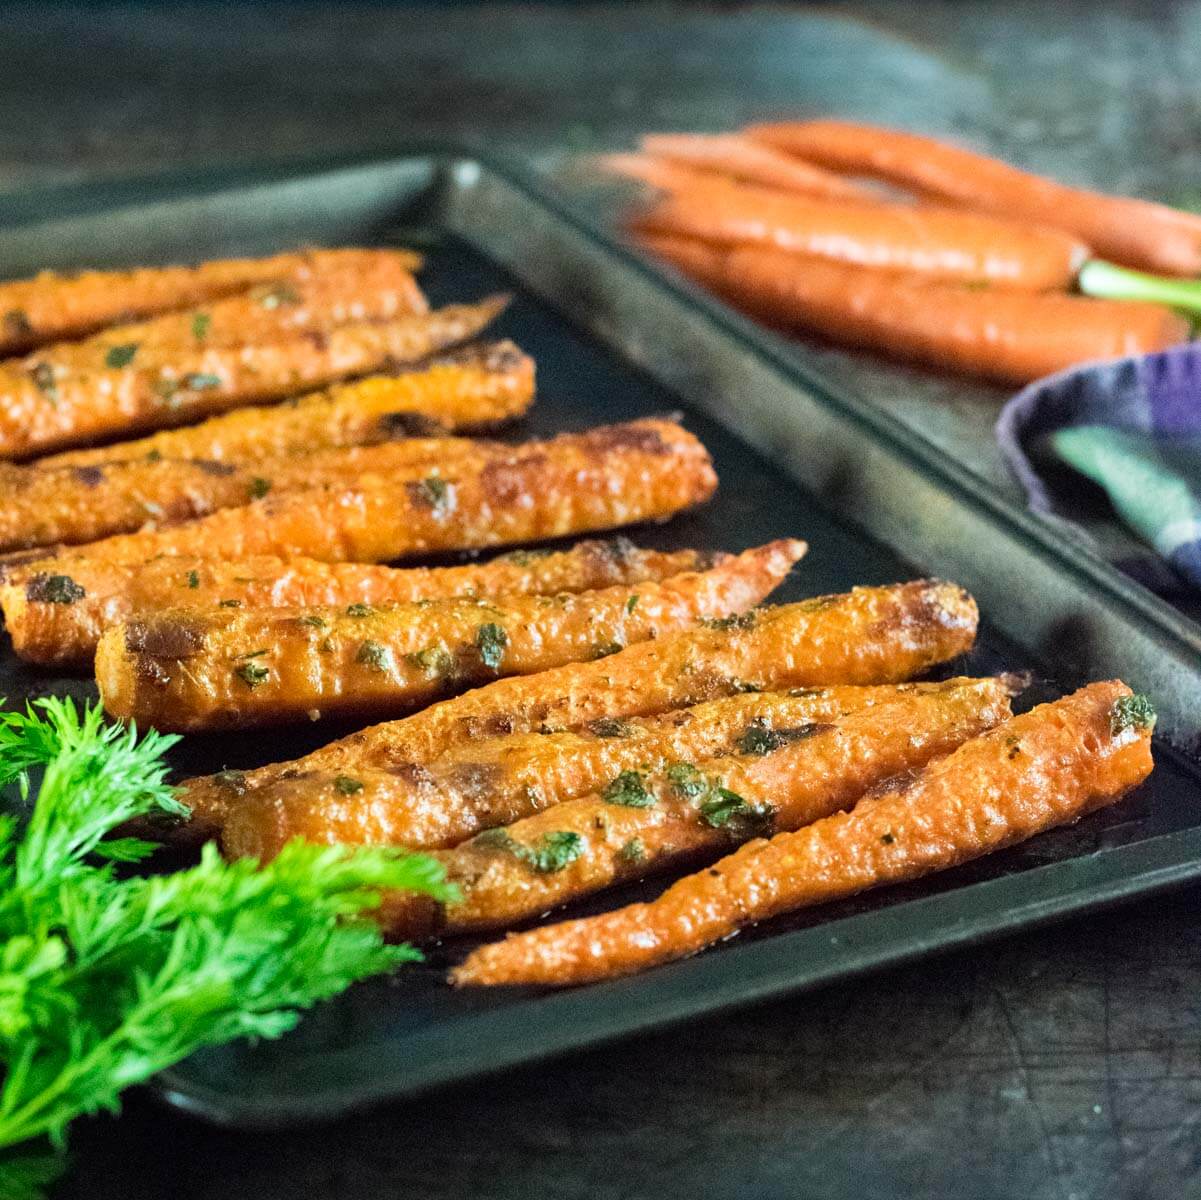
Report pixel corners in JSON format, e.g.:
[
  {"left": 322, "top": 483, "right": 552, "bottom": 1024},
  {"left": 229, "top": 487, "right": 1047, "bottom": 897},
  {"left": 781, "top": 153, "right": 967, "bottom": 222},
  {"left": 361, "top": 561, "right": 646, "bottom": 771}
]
[{"left": 996, "top": 344, "right": 1201, "bottom": 595}]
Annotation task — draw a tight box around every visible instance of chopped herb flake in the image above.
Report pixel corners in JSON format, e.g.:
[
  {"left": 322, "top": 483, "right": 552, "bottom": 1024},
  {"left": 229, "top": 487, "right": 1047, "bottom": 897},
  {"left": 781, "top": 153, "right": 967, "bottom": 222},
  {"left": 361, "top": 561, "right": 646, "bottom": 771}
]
[
  {"left": 184, "top": 373, "right": 222, "bottom": 391},
  {"left": 474, "top": 827, "right": 585, "bottom": 873},
  {"left": 346, "top": 603, "right": 373, "bottom": 617},
  {"left": 218, "top": 598, "right": 242, "bottom": 608},
  {"left": 736, "top": 720, "right": 821, "bottom": 756},
  {"left": 665, "top": 761, "right": 707, "bottom": 801},
  {"left": 191, "top": 312, "right": 211, "bottom": 340},
  {"left": 618, "top": 837, "right": 647, "bottom": 865},
  {"left": 476, "top": 622, "right": 508, "bottom": 670},
  {"left": 588, "top": 717, "right": 634, "bottom": 738},
  {"left": 699, "top": 788, "right": 775, "bottom": 835},
  {"left": 248, "top": 476, "right": 272, "bottom": 500},
  {"left": 408, "top": 476, "right": 453, "bottom": 515},
  {"left": 701, "top": 612, "right": 757, "bottom": 631},
  {"left": 602, "top": 769, "right": 654, "bottom": 808},
  {"left": 880, "top": 831, "right": 896, "bottom": 845},
  {"left": 406, "top": 645, "right": 455, "bottom": 676},
  {"left": 31, "top": 361, "right": 57, "bottom": 400},
  {"left": 104, "top": 342, "right": 139, "bottom": 369},
  {"left": 234, "top": 661, "right": 269, "bottom": 688},
  {"left": 333, "top": 775, "right": 364, "bottom": 795},
  {"left": 184, "top": 570, "right": 200, "bottom": 589},
  {"left": 297, "top": 614, "right": 328, "bottom": 629},
  {"left": 626, "top": 594, "right": 640, "bottom": 614},
  {"left": 356, "top": 640, "right": 393, "bottom": 673},
  {"left": 591, "top": 639, "right": 624, "bottom": 660},
  {"left": 26, "top": 574, "right": 85, "bottom": 605},
  {"left": 1110, "top": 694, "right": 1157, "bottom": 735}
]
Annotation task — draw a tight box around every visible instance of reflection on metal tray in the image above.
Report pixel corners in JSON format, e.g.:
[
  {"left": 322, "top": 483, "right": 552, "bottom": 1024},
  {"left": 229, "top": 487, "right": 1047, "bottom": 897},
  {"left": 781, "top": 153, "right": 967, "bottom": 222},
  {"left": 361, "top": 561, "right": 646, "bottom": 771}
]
[{"left": 1, "top": 152, "right": 1198, "bottom": 1128}]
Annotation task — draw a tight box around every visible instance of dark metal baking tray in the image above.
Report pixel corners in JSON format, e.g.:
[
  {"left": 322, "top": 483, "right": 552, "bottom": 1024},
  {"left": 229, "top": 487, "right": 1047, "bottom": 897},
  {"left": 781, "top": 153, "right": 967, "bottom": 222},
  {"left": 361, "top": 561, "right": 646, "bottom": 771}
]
[{"left": 2, "top": 151, "right": 1200, "bottom": 1128}]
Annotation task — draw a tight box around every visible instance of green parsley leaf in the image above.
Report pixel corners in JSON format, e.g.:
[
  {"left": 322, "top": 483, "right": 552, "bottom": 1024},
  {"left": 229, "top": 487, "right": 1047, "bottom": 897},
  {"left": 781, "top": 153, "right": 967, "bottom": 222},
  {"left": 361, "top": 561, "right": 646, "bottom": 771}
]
[
  {"left": 602, "top": 770, "right": 654, "bottom": 808},
  {"left": 1110, "top": 694, "right": 1157, "bottom": 736},
  {"left": 234, "top": 661, "right": 270, "bottom": 688},
  {"left": 617, "top": 837, "right": 646, "bottom": 865},
  {"left": 699, "top": 788, "right": 775, "bottom": 835},
  {"left": 103, "top": 343, "right": 138, "bottom": 369},
  {"left": 407, "top": 477, "right": 453, "bottom": 515},
  {"left": 191, "top": 312, "right": 211, "bottom": 340},
  {"left": 345, "top": 603, "right": 373, "bottom": 617},
  {"left": 248, "top": 476, "right": 272, "bottom": 500},
  {"left": 665, "top": 762, "right": 707, "bottom": 801},
  {"left": 475, "top": 623, "right": 508, "bottom": 670},
  {"left": 184, "top": 373, "right": 222, "bottom": 391},
  {"left": 356, "top": 640, "right": 393, "bottom": 673},
  {"left": 626, "top": 594, "right": 640, "bottom": 614},
  {"left": 184, "top": 570, "right": 200, "bottom": 589},
  {"left": 333, "top": 775, "right": 364, "bottom": 796},
  {"left": 24, "top": 575, "right": 84, "bottom": 606}
]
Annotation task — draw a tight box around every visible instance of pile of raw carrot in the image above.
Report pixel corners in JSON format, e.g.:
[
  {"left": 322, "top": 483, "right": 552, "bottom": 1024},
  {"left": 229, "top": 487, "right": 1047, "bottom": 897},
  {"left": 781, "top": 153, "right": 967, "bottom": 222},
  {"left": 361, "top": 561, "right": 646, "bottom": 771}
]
[
  {"left": 0, "top": 243, "right": 1156, "bottom": 989},
  {"left": 607, "top": 121, "right": 1201, "bottom": 384}
]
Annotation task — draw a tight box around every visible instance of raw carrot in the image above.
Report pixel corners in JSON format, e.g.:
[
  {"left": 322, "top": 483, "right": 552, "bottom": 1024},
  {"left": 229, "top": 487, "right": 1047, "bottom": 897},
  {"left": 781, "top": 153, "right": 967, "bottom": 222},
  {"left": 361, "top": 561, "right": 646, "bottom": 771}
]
[
  {"left": 95, "top": 541, "right": 804, "bottom": 732},
  {"left": 379, "top": 675, "right": 1015, "bottom": 938},
  {"left": 643, "top": 235, "right": 1188, "bottom": 385},
  {"left": 37, "top": 342, "right": 535, "bottom": 470},
  {"left": 0, "top": 297, "right": 507, "bottom": 460},
  {"left": 176, "top": 580, "right": 978, "bottom": 839},
  {"left": 40, "top": 251, "right": 427, "bottom": 371},
  {"left": 221, "top": 680, "right": 995, "bottom": 858},
  {"left": 0, "top": 247, "right": 423, "bottom": 356},
  {"left": 633, "top": 178, "right": 1088, "bottom": 289},
  {"left": 2, "top": 539, "right": 712, "bottom": 668},
  {"left": 639, "top": 133, "right": 880, "bottom": 202},
  {"left": 748, "top": 120, "right": 1201, "bottom": 276},
  {"left": 452, "top": 681, "right": 1154, "bottom": 987}
]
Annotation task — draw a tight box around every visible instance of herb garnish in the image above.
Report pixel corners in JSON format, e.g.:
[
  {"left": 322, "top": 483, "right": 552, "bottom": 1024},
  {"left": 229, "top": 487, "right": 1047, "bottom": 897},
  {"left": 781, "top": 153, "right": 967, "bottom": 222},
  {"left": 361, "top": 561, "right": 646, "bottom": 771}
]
[
  {"left": 333, "top": 775, "right": 364, "bottom": 795},
  {"left": 408, "top": 476, "right": 453, "bottom": 515},
  {"left": 665, "top": 762, "right": 707, "bottom": 801},
  {"left": 591, "top": 640, "right": 624, "bottom": 660},
  {"left": 1110, "top": 694, "right": 1156, "bottom": 735},
  {"left": 476, "top": 622, "right": 508, "bottom": 670},
  {"left": 618, "top": 837, "right": 646, "bottom": 864},
  {"left": 25, "top": 574, "right": 85, "bottom": 606},
  {"left": 699, "top": 789, "right": 775, "bottom": 834},
  {"left": 346, "top": 603, "right": 373, "bottom": 617},
  {"left": 104, "top": 343, "right": 139, "bottom": 369},
  {"left": 191, "top": 312, "right": 211, "bottom": 340},
  {"left": 406, "top": 645, "right": 455, "bottom": 677},
  {"left": 30, "top": 362, "right": 57, "bottom": 402},
  {"left": 602, "top": 770, "right": 654, "bottom": 808},
  {"left": 0, "top": 697, "right": 452, "bottom": 1180},
  {"left": 184, "top": 570, "right": 200, "bottom": 589},
  {"left": 234, "top": 661, "right": 270, "bottom": 688},
  {"left": 356, "top": 640, "right": 393, "bottom": 673},
  {"left": 475, "top": 828, "right": 585, "bottom": 874},
  {"left": 297, "top": 614, "right": 327, "bottom": 629},
  {"left": 701, "top": 612, "right": 756, "bottom": 631},
  {"left": 184, "top": 373, "right": 222, "bottom": 391},
  {"left": 626, "top": 594, "right": 640, "bottom": 614},
  {"left": 248, "top": 476, "right": 272, "bottom": 500},
  {"left": 588, "top": 717, "right": 633, "bottom": 738},
  {"left": 736, "top": 720, "right": 821, "bottom": 756}
]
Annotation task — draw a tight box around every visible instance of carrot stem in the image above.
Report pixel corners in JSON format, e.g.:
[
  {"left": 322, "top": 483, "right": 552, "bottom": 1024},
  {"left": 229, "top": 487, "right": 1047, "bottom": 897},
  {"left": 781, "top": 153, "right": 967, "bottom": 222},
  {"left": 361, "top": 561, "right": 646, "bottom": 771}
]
[{"left": 1079, "top": 259, "right": 1201, "bottom": 321}]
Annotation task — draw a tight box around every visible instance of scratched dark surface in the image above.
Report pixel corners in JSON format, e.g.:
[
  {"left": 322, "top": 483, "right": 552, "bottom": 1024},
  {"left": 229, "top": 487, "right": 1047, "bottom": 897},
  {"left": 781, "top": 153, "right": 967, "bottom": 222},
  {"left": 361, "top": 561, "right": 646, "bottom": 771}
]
[{"left": 9, "top": 3, "right": 1201, "bottom": 1199}]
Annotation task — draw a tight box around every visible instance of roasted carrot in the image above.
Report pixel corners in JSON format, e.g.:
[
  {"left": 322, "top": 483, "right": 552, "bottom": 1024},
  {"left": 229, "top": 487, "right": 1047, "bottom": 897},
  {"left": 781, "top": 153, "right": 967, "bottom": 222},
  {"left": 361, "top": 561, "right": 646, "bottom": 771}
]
[
  {"left": 37, "top": 342, "right": 535, "bottom": 470},
  {"left": 2, "top": 539, "right": 712, "bottom": 668},
  {"left": 96, "top": 541, "right": 804, "bottom": 732},
  {"left": 0, "top": 296, "right": 507, "bottom": 460},
  {"left": 453, "top": 682, "right": 1154, "bottom": 987},
  {"left": 379, "top": 676, "right": 1014, "bottom": 938},
  {"left": 638, "top": 134, "right": 880, "bottom": 202},
  {"left": 37, "top": 251, "right": 427, "bottom": 372},
  {"left": 643, "top": 235, "right": 1188, "bottom": 385},
  {"left": 12, "top": 419, "right": 716, "bottom": 568},
  {"left": 223, "top": 677, "right": 1016, "bottom": 860},
  {"left": 748, "top": 119, "right": 1201, "bottom": 276},
  {"left": 633, "top": 178, "right": 1088, "bottom": 289},
  {"left": 177, "top": 580, "right": 979, "bottom": 839},
  {"left": 0, "top": 436, "right": 500, "bottom": 552},
  {"left": 0, "top": 247, "right": 423, "bottom": 356}
]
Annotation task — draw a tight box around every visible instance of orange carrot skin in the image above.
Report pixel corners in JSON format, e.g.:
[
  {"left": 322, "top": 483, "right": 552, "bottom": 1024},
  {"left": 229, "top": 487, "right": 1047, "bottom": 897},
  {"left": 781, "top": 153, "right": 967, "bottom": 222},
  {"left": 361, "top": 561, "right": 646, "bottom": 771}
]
[
  {"left": 37, "top": 342, "right": 535, "bottom": 470},
  {"left": 380, "top": 676, "right": 1014, "bottom": 939},
  {"left": 0, "top": 297, "right": 507, "bottom": 460},
  {"left": 639, "top": 134, "right": 879, "bottom": 202},
  {"left": 634, "top": 178, "right": 1089, "bottom": 290},
  {"left": 16, "top": 419, "right": 715, "bottom": 568},
  {"left": 36, "top": 251, "right": 427, "bottom": 371},
  {"left": 748, "top": 119, "right": 1201, "bottom": 276},
  {"left": 643, "top": 235, "right": 1188, "bottom": 386},
  {"left": 222, "top": 680, "right": 991, "bottom": 859},
  {"left": 1, "top": 540, "right": 712, "bottom": 669},
  {"left": 453, "top": 681, "right": 1153, "bottom": 987},
  {"left": 0, "top": 436, "right": 495, "bottom": 552},
  {"left": 0, "top": 247, "right": 424, "bottom": 356},
  {"left": 177, "top": 580, "right": 979, "bottom": 838},
  {"left": 95, "top": 541, "right": 803, "bottom": 733}
]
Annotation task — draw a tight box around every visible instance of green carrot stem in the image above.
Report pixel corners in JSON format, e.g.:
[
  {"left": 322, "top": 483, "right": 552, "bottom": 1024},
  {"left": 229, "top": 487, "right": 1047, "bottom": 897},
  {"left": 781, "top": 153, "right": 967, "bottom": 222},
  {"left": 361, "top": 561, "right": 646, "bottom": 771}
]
[{"left": 1079, "top": 259, "right": 1201, "bottom": 316}]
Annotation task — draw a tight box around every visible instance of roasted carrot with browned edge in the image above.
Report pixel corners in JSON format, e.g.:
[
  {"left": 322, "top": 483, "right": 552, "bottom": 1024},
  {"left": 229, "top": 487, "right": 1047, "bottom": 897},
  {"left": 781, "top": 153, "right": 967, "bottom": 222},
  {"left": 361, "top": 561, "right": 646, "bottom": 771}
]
[
  {"left": 0, "top": 436, "right": 500, "bottom": 552},
  {"left": 378, "top": 676, "right": 1015, "bottom": 938},
  {"left": 633, "top": 177, "right": 1088, "bottom": 289},
  {"left": 0, "top": 247, "right": 423, "bottom": 356},
  {"left": 12, "top": 418, "right": 716, "bottom": 568},
  {"left": 638, "top": 134, "right": 881, "bottom": 202},
  {"left": 96, "top": 541, "right": 804, "bottom": 732},
  {"left": 748, "top": 119, "right": 1201, "bottom": 276},
  {"left": 224, "top": 679, "right": 1012, "bottom": 859},
  {"left": 642, "top": 235, "right": 1188, "bottom": 385},
  {"left": 1, "top": 539, "right": 713, "bottom": 669},
  {"left": 36, "top": 250, "right": 427, "bottom": 371},
  {"left": 37, "top": 342, "right": 534, "bottom": 470},
  {"left": 177, "top": 580, "right": 979, "bottom": 839},
  {"left": 453, "top": 682, "right": 1154, "bottom": 987},
  {"left": 0, "top": 296, "right": 507, "bottom": 459}
]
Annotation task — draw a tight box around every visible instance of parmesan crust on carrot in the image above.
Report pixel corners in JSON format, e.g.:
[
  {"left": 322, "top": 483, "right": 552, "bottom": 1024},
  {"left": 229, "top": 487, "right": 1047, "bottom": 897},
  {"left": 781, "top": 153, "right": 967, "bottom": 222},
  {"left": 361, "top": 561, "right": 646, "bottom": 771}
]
[
  {"left": 377, "top": 675, "right": 1015, "bottom": 939},
  {"left": 0, "top": 247, "right": 423, "bottom": 356},
  {"left": 2, "top": 539, "right": 711, "bottom": 668},
  {"left": 452, "top": 682, "right": 1154, "bottom": 987},
  {"left": 177, "top": 580, "right": 979, "bottom": 839},
  {"left": 96, "top": 540, "right": 805, "bottom": 732}
]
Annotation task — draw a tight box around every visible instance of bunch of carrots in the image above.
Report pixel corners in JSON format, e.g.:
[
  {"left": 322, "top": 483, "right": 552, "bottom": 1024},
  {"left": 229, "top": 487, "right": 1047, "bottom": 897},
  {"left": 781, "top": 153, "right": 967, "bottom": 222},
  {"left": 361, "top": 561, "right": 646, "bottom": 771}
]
[
  {"left": 0, "top": 243, "right": 1156, "bottom": 988},
  {"left": 605, "top": 121, "right": 1201, "bottom": 384}
]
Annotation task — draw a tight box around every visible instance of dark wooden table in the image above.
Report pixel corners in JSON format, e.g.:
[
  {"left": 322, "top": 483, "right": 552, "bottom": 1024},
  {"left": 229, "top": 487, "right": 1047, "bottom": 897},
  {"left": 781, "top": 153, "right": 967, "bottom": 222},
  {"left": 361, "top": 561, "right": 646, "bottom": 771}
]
[{"left": 10, "top": 4, "right": 1201, "bottom": 1197}]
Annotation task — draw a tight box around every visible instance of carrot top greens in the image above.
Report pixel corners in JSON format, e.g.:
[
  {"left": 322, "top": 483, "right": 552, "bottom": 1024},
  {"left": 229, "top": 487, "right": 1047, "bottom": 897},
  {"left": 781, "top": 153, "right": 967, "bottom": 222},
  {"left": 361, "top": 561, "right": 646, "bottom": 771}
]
[{"left": 0, "top": 698, "right": 453, "bottom": 1194}]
